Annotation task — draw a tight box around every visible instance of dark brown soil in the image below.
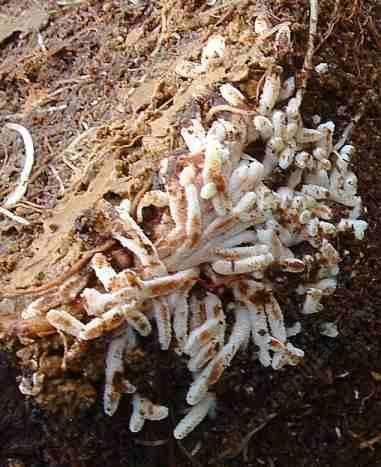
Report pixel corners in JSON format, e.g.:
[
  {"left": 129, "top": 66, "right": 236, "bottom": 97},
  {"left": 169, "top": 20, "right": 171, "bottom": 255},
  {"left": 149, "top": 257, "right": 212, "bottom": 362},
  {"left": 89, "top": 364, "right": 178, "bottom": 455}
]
[{"left": 0, "top": 1, "right": 380, "bottom": 466}]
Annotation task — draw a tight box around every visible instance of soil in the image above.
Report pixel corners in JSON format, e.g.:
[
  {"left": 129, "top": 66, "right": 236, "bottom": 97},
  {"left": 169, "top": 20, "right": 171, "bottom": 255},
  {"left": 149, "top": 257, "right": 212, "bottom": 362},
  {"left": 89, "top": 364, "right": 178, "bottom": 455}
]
[{"left": 0, "top": 1, "right": 380, "bottom": 466}]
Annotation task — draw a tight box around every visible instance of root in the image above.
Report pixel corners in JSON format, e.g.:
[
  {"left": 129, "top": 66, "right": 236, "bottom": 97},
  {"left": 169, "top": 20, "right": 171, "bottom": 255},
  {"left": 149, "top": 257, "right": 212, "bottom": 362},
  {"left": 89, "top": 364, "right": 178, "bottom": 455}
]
[
  {"left": 334, "top": 108, "right": 365, "bottom": 150},
  {"left": 2, "top": 123, "right": 35, "bottom": 208},
  {"left": 0, "top": 206, "right": 30, "bottom": 225},
  {"left": 206, "top": 105, "right": 256, "bottom": 122},
  {"left": 1, "top": 239, "right": 117, "bottom": 298},
  {"left": 299, "top": 0, "right": 319, "bottom": 96}
]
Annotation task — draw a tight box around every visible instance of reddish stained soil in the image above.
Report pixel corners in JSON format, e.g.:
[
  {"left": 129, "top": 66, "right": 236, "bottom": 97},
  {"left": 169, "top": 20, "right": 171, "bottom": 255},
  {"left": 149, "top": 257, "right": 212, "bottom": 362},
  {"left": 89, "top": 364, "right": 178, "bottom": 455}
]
[{"left": 0, "top": 1, "right": 380, "bottom": 466}]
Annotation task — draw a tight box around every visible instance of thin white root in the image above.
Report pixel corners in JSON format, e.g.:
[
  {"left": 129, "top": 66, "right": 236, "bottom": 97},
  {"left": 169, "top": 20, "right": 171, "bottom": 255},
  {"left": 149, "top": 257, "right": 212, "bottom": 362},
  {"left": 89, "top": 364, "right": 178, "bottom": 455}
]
[
  {"left": 0, "top": 206, "right": 30, "bottom": 225},
  {"left": 3, "top": 123, "right": 35, "bottom": 208}
]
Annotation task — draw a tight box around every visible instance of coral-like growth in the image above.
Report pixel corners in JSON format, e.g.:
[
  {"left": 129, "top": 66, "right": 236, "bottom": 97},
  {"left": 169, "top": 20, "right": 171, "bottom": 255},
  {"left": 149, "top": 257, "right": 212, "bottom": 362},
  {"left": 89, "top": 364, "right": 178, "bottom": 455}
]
[{"left": 10, "top": 17, "right": 367, "bottom": 439}]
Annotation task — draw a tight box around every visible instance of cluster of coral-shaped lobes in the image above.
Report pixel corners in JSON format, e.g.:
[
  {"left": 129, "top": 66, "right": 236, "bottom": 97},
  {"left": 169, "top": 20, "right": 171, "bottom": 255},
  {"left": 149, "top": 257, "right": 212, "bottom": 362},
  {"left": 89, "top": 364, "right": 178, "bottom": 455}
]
[{"left": 19, "top": 66, "right": 368, "bottom": 439}]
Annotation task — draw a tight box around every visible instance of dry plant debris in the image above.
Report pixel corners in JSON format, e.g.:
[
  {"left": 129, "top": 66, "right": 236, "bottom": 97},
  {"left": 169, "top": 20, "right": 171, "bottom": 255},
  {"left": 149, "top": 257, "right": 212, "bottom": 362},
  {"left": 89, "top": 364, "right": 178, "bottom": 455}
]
[{"left": 0, "top": 5, "right": 48, "bottom": 45}]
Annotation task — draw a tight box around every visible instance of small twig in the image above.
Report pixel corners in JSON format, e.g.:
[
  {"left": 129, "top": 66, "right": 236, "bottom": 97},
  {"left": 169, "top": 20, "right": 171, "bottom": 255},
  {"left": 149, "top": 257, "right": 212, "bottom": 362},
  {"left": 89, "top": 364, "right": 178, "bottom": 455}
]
[
  {"left": 315, "top": 0, "right": 340, "bottom": 53},
  {"left": 155, "top": 96, "right": 174, "bottom": 112},
  {"left": 25, "top": 137, "right": 58, "bottom": 187},
  {"left": 367, "top": 15, "right": 381, "bottom": 50},
  {"left": 215, "top": 6, "right": 234, "bottom": 26},
  {"left": 4, "top": 86, "right": 74, "bottom": 119},
  {"left": 15, "top": 201, "right": 46, "bottom": 212},
  {"left": 152, "top": 5, "right": 169, "bottom": 56},
  {"left": 206, "top": 105, "right": 256, "bottom": 122},
  {"left": 49, "top": 165, "right": 66, "bottom": 196},
  {"left": 130, "top": 176, "right": 153, "bottom": 217},
  {"left": 334, "top": 108, "right": 364, "bottom": 150},
  {"left": 1, "top": 239, "right": 116, "bottom": 298},
  {"left": 33, "top": 104, "right": 68, "bottom": 114},
  {"left": 37, "top": 32, "right": 47, "bottom": 53},
  {"left": 22, "top": 156, "right": 53, "bottom": 187},
  {"left": 299, "top": 0, "right": 319, "bottom": 96},
  {"left": 134, "top": 438, "right": 169, "bottom": 447},
  {"left": 124, "top": 134, "right": 144, "bottom": 149},
  {"left": 256, "top": 22, "right": 292, "bottom": 45},
  {"left": 0, "top": 142, "right": 9, "bottom": 176},
  {"left": 345, "top": 0, "right": 359, "bottom": 21},
  {"left": 225, "top": 413, "right": 278, "bottom": 460},
  {"left": 62, "top": 157, "right": 78, "bottom": 171},
  {"left": 190, "top": 441, "right": 202, "bottom": 456},
  {"left": 17, "top": 200, "right": 46, "bottom": 209},
  {"left": 62, "top": 127, "right": 99, "bottom": 161},
  {"left": 54, "top": 75, "right": 91, "bottom": 86},
  {"left": 359, "top": 432, "right": 381, "bottom": 450},
  {"left": 176, "top": 439, "right": 203, "bottom": 467},
  {"left": 255, "top": 72, "right": 267, "bottom": 103},
  {"left": 56, "top": 0, "right": 88, "bottom": 5},
  {"left": 203, "top": 0, "right": 253, "bottom": 16}
]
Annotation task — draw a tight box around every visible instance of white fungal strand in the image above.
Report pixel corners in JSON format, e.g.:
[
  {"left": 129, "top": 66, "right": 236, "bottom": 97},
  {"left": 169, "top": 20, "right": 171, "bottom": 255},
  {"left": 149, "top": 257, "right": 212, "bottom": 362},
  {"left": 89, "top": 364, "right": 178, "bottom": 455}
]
[
  {"left": 136, "top": 191, "right": 169, "bottom": 223},
  {"left": 187, "top": 341, "right": 217, "bottom": 372},
  {"left": 104, "top": 330, "right": 136, "bottom": 416},
  {"left": 3, "top": 123, "right": 35, "bottom": 208},
  {"left": 181, "top": 119, "right": 207, "bottom": 154},
  {"left": 82, "top": 268, "right": 199, "bottom": 316},
  {"left": 266, "top": 295, "right": 287, "bottom": 343},
  {"left": 254, "top": 115, "right": 273, "bottom": 140},
  {"left": 212, "top": 252, "right": 274, "bottom": 275},
  {"left": 270, "top": 339, "right": 304, "bottom": 370},
  {"left": 123, "top": 307, "right": 152, "bottom": 336},
  {"left": 259, "top": 70, "right": 281, "bottom": 115},
  {"left": 91, "top": 253, "right": 117, "bottom": 290},
  {"left": 129, "top": 394, "right": 168, "bottom": 433},
  {"left": 19, "top": 372, "right": 45, "bottom": 396},
  {"left": 201, "top": 35, "right": 225, "bottom": 69},
  {"left": 174, "top": 393, "right": 216, "bottom": 439},
  {"left": 80, "top": 302, "right": 143, "bottom": 340},
  {"left": 275, "top": 23, "right": 291, "bottom": 54},
  {"left": 186, "top": 308, "right": 251, "bottom": 405},
  {"left": 202, "top": 132, "right": 230, "bottom": 214},
  {"left": 254, "top": 15, "right": 272, "bottom": 34},
  {"left": 129, "top": 395, "right": 146, "bottom": 433},
  {"left": 22, "top": 274, "right": 88, "bottom": 319},
  {"left": 22, "top": 295, "right": 61, "bottom": 319},
  {"left": 172, "top": 290, "right": 191, "bottom": 353},
  {"left": 338, "top": 219, "right": 368, "bottom": 240},
  {"left": 302, "top": 288, "right": 323, "bottom": 314},
  {"left": 46, "top": 309, "right": 85, "bottom": 338},
  {"left": 152, "top": 297, "right": 172, "bottom": 350},
  {"left": 319, "top": 321, "right": 339, "bottom": 338},
  {"left": 184, "top": 318, "right": 221, "bottom": 357},
  {"left": 220, "top": 83, "right": 246, "bottom": 107},
  {"left": 278, "top": 76, "right": 296, "bottom": 101}
]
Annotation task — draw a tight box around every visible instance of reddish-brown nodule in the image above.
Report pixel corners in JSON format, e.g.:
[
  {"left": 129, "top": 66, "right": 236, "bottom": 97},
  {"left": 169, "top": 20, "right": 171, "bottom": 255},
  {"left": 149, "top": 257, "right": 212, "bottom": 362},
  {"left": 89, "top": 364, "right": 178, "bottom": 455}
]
[
  {"left": 198, "top": 329, "right": 215, "bottom": 346},
  {"left": 248, "top": 288, "right": 272, "bottom": 306},
  {"left": 110, "top": 248, "right": 133, "bottom": 269},
  {"left": 207, "top": 358, "right": 225, "bottom": 386}
]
